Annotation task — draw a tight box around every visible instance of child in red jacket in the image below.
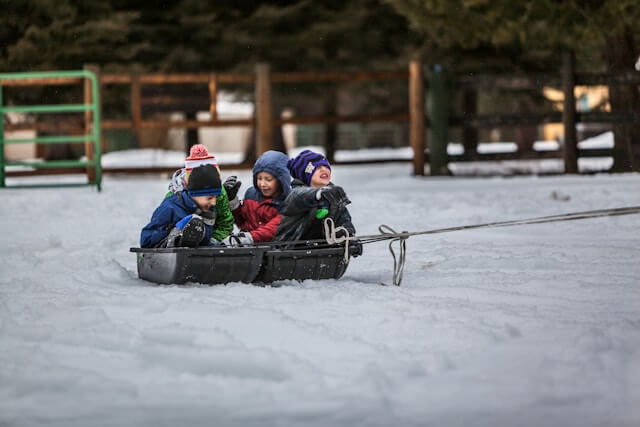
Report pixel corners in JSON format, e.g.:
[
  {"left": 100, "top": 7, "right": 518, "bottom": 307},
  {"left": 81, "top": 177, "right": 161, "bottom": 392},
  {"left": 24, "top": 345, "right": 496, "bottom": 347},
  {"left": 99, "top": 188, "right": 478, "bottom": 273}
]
[{"left": 221, "top": 150, "right": 291, "bottom": 246}]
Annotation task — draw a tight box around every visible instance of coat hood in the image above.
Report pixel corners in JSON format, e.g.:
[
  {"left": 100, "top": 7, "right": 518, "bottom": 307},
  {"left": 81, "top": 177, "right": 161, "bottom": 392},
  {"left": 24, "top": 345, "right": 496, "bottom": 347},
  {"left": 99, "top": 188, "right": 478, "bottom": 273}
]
[{"left": 252, "top": 150, "right": 292, "bottom": 198}]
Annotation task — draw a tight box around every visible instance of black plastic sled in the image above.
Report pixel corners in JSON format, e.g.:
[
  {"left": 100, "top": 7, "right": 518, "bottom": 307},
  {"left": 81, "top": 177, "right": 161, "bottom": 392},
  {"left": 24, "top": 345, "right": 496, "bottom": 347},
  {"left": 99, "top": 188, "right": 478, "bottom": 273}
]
[{"left": 130, "top": 243, "right": 358, "bottom": 285}]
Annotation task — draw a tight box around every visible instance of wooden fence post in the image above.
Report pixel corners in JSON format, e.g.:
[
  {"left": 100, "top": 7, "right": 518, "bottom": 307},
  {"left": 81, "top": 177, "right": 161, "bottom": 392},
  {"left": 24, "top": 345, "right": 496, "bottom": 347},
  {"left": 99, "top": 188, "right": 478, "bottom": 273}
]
[
  {"left": 208, "top": 73, "right": 218, "bottom": 123},
  {"left": 324, "top": 88, "right": 337, "bottom": 163},
  {"left": 409, "top": 60, "right": 425, "bottom": 176},
  {"left": 462, "top": 88, "right": 478, "bottom": 156},
  {"left": 130, "top": 72, "right": 142, "bottom": 150},
  {"left": 0, "top": 84, "right": 4, "bottom": 188},
  {"left": 255, "top": 63, "right": 273, "bottom": 158},
  {"left": 427, "top": 65, "right": 449, "bottom": 175},
  {"left": 562, "top": 50, "right": 578, "bottom": 173},
  {"left": 84, "top": 64, "right": 100, "bottom": 183}
]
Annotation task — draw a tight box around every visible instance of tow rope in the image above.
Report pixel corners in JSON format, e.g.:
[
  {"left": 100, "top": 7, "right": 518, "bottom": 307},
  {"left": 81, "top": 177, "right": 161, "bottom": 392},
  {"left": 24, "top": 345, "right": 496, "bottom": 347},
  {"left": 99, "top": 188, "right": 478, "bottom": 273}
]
[
  {"left": 377, "top": 225, "right": 407, "bottom": 286},
  {"left": 322, "top": 205, "right": 640, "bottom": 286}
]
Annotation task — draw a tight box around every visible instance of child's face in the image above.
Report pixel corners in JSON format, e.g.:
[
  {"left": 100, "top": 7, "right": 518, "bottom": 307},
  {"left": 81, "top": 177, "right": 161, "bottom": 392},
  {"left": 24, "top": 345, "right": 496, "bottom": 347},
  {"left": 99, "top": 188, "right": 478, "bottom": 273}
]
[
  {"left": 309, "top": 165, "right": 331, "bottom": 187},
  {"left": 192, "top": 195, "right": 217, "bottom": 212},
  {"left": 256, "top": 171, "right": 281, "bottom": 198}
]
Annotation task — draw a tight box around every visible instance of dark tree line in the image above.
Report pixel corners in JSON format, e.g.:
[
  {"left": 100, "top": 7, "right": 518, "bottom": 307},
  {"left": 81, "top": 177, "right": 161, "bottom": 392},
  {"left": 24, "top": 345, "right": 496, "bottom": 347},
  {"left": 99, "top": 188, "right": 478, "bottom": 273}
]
[
  {"left": 1, "top": 0, "right": 638, "bottom": 170},
  {"left": 0, "top": 0, "right": 416, "bottom": 73}
]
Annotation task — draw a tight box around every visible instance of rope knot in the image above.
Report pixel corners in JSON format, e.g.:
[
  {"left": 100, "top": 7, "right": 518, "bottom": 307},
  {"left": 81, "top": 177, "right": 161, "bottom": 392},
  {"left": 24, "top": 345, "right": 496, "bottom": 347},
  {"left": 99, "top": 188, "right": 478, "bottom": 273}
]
[
  {"left": 323, "top": 217, "right": 351, "bottom": 262},
  {"left": 378, "top": 224, "right": 407, "bottom": 286}
]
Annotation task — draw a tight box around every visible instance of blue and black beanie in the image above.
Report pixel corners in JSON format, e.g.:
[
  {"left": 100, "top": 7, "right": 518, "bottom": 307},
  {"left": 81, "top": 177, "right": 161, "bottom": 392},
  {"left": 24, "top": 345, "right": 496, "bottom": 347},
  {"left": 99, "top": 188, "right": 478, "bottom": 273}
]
[
  {"left": 287, "top": 150, "right": 331, "bottom": 185},
  {"left": 188, "top": 164, "right": 222, "bottom": 197}
]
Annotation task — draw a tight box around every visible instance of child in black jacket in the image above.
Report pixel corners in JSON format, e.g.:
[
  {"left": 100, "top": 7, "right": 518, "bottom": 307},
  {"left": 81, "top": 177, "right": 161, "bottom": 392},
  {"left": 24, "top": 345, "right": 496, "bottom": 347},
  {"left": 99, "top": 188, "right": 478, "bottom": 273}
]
[{"left": 274, "top": 150, "right": 358, "bottom": 251}]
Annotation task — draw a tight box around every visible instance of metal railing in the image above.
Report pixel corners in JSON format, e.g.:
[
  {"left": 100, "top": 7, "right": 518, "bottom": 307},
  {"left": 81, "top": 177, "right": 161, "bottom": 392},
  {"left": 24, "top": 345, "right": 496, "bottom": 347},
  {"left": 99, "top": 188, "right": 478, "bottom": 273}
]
[{"left": 0, "top": 70, "right": 101, "bottom": 190}]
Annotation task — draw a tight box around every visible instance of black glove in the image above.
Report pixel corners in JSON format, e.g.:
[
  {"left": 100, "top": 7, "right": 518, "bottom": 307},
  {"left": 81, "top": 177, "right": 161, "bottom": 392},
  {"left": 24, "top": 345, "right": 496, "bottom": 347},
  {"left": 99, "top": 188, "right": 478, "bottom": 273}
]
[
  {"left": 223, "top": 176, "right": 241, "bottom": 200},
  {"left": 320, "top": 186, "right": 350, "bottom": 209}
]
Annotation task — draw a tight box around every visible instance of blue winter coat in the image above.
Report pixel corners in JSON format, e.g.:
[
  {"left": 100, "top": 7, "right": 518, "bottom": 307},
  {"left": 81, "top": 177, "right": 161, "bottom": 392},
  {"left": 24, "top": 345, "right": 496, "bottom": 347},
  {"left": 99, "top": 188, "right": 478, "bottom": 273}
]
[{"left": 140, "top": 191, "right": 215, "bottom": 248}]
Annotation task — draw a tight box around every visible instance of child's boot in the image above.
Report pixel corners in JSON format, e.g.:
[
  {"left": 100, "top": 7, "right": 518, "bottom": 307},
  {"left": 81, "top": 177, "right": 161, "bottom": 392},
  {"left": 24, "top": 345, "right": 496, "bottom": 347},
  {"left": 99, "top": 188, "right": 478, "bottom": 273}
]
[
  {"left": 164, "top": 227, "right": 183, "bottom": 247},
  {"left": 179, "top": 217, "right": 206, "bottom": 247}
]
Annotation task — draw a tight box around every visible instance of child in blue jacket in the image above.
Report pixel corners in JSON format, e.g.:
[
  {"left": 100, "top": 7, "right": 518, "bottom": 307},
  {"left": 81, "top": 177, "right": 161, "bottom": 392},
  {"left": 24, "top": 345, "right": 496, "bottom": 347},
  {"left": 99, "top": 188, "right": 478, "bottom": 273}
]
[
  {"left": 165, "top": 144, "right": 234, "bottom": 243},
  {"left": 140, "top": 164, "right": 222, "bottom": 248}
]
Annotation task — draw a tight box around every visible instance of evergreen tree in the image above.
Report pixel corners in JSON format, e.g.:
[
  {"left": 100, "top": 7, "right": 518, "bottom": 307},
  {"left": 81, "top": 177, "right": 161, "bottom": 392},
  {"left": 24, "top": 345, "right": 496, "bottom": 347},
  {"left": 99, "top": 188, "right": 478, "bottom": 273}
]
[{"left": 385, "top": 0, "right": 640, "bottom": 170}]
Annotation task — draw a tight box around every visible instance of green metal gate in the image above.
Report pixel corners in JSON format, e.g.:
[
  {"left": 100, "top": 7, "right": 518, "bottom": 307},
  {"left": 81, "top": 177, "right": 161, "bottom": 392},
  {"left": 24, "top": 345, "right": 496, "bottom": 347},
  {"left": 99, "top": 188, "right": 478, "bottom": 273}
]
[{"left": 0, "top": 70, "right": 102, "bottom": 191}]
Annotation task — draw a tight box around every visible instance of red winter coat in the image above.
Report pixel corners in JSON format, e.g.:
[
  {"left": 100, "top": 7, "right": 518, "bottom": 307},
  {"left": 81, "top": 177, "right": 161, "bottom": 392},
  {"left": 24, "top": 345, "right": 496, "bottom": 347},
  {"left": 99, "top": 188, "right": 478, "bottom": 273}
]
[
  {"left": 232, "top": 187, "right": 287, "bottom": 243},
  {"left": 232, "top": 150, "right": 292, "bottom": 243}
]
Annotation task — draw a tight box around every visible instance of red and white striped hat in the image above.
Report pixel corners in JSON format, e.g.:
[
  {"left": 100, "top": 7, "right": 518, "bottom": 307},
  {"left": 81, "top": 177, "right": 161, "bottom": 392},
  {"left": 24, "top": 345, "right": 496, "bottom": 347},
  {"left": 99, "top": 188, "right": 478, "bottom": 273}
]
[{"left": 185, "top": 144, "right": 218, "bottom": 170}]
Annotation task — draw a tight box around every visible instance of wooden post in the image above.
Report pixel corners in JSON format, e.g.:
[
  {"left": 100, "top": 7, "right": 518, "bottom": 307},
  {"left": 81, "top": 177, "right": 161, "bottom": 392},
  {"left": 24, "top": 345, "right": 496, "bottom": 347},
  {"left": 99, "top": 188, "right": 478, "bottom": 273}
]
[
  {"left": 409, "top": 60, "right": 425, "bottom": 176},
  {"left": 84, "top": 64, "right": 100, "bottom": 183},
  {"left": 130, "top": 72, "right": 142, "bottom": 149},
  {"left": 562, "top": 50, "right": 578, "bottom": 173},
  {"left": 208, "top": 73, "right": 218, "bottom": 123},
  {"left": 462, "top": 88, "right": 478, "bottom": 156},
  {"left": 325, "top": 88, "right": 337, "bottom": 163},
  {"left": 0, "top": 84, "right": 4, "bottom": 188},
  {"left": 427, "top": 65, "right": 449, "bottom": 175},
  {"left": 255, "top": 63, "right": 273, "bottom": 158}
]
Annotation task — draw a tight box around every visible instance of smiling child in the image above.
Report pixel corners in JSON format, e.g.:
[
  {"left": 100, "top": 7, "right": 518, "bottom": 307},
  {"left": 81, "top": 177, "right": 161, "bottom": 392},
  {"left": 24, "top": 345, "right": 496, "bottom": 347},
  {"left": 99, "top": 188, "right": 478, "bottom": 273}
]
[
  {"left": 274, "top": 150, "right": 356, "bottom": 245},
  {"left": 140, "top": 164, "right": 222, "bottom": 248},
  {"left": 221, "top": 150, "right": 292, "bottom": 246}
]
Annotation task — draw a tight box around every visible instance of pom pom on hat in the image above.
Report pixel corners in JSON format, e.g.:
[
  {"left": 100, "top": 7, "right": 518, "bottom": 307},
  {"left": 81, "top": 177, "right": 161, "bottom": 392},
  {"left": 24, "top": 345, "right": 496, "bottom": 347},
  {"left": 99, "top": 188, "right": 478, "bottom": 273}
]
[
  {"left": 185, "top": 144, "right": 218, "bottom": 170},
  {"left": 189, "top": 144, "right": 209, "bottom": 158},
  {"left": 287, "top": 150, "right": 331, "bottom": 185}
]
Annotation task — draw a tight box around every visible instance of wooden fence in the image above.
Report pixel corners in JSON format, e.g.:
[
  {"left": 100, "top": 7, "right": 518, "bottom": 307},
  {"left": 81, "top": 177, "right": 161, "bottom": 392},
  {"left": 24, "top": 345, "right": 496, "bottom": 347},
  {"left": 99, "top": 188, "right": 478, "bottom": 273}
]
[
  {"left": 3, "top": 55, "right": 639, "bottom": 179},
  {"left": 423, "top": 52, "right": 640, "bottom": 175}
]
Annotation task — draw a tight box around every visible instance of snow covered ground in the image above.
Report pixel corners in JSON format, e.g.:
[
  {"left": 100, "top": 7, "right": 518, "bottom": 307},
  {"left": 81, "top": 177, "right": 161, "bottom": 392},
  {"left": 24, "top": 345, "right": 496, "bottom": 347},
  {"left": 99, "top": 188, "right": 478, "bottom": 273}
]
[{"left": 1, "top": 162, "right": 640, "bottom": 427}]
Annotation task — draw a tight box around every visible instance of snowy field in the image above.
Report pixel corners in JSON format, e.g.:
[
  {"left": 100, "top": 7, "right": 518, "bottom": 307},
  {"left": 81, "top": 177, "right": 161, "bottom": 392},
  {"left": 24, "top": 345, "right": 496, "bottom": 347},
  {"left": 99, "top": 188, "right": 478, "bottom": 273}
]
[{"left": 1, "top": 162, "right": 640, "bottom": 427}]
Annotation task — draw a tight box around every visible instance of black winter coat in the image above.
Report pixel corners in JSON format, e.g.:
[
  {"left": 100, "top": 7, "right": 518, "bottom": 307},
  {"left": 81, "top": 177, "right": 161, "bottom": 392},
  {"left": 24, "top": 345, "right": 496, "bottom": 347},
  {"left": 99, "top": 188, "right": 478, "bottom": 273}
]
[{"left": 274, "top": 179, "right": 355, "bottom": 244}]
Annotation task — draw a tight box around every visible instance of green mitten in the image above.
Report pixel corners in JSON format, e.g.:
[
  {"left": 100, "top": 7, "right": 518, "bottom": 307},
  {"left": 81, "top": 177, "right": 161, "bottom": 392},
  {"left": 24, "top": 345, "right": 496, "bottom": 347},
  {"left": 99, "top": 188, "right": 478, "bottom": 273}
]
[{"left": 315, "top": 208, "right": 329, "bottom": 219}]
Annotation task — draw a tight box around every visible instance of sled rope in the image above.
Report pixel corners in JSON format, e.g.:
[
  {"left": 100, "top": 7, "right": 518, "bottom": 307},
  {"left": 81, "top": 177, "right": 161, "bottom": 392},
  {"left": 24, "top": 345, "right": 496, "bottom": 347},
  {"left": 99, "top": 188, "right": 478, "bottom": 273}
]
[
  {"left": 322, "top": 220, "right": 406, "bottom": 286},
  {"left": 378, "top": 225, "right": 407, "bottom": 286},
  {"left": 323, "top": 217, "right": 352, "bottom": 262},
  {"left": 356, "top": 205, "right": 640, "bottom": 243},
  {"left": 358, "top": 205, "right": 640, "bottom": 286},
  {"left": 264, "top": 206, "right": 640, "bottom": 287},
  {"left": 265, "top": 205, "right": 640, "bottom": 248}
]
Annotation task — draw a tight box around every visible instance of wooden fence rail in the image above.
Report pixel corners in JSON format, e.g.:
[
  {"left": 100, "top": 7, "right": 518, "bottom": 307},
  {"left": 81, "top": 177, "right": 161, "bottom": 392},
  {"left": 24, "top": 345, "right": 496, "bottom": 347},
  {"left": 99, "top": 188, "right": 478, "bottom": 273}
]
[{"left": 3, "top": 56, "right": 639, "bottom": 180}]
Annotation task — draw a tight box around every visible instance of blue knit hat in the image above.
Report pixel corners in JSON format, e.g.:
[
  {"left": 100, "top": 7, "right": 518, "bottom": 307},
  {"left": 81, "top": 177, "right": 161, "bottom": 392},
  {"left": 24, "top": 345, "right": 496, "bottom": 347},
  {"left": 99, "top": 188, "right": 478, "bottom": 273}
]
[{"left": 287, "top": 150, "right": 331, "bottom": 185}]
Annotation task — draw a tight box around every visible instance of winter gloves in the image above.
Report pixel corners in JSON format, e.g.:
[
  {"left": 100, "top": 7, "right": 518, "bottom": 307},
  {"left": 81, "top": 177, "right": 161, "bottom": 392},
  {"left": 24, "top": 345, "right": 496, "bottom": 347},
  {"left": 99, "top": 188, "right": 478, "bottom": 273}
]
[
  {"left": 221, "top": 232, "right": 254, "bottom": 247},
  {"left": 315, "top": 185, "right": 351, "bottom": 219},
  {"left": 224, "top": 176, "right": 242, "bottom": 210},
  {"left": 316, "top": 185, "right": 350, "bottom": 207}
]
